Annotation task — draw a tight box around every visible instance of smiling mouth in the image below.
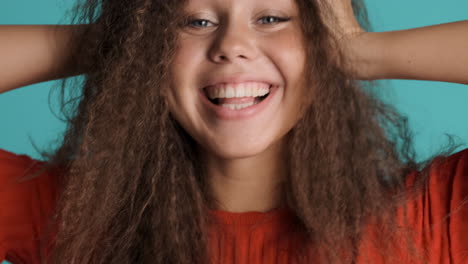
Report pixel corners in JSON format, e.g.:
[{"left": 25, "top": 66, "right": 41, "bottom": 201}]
[{"left": 203, "top": 83, "right": 273, "bottom": 110}]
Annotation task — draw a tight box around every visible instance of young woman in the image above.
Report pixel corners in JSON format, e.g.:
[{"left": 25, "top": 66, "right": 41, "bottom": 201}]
[{"left": 0, "top": 0, "right": 467, "bottom": 263}]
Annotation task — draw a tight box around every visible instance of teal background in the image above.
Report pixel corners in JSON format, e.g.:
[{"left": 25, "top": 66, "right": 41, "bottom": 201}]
[
  {"left": 0, "top": 1, "right": 467, "bottom": 263},
  {"left": 1, "top": 0, "right": 468, "bottom": 162}
]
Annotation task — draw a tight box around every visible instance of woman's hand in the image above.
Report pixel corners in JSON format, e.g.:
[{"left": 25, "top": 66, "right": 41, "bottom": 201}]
[
  {"left": 320, "top": 0, "right": 372, "bottom": 78},
  {"left": 323, "top": 0, "right": 365, "bottom": 41}
]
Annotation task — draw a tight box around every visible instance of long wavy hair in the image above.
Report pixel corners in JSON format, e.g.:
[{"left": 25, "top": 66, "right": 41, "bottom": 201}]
[{"left": 21, "top": 0, "right": 462, "bottom": 263}]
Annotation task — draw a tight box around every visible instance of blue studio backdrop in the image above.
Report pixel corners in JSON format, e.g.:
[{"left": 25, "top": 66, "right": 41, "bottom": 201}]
[{"left": 1, "top": 1, "right": 468, "bottom": 263}]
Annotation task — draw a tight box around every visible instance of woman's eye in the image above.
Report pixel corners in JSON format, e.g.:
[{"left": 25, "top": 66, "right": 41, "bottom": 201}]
[
  {"left": 258, "top": 16, "right": 291, "bottom": 25},
  {"left": 184, "top": 16, "right": 291, "bottom": 29},
  {"left": 186, "top": 19, "right": 215, "bottom": 28}
]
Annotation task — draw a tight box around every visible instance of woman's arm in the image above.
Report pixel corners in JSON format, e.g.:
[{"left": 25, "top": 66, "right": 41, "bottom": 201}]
[
  {"left": 327, "top": 0, "right": 468, "bottom": 84},
  {"left": 348, "top": 21, "right": 468, "bottom": 84},
  {"left": 0, "top": 24, "right": 89, "bottom": 94}
]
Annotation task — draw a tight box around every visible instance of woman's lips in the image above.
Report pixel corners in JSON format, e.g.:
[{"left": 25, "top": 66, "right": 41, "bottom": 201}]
[{"left": 199, "top": 85, "right": 279, "bottom": 120}]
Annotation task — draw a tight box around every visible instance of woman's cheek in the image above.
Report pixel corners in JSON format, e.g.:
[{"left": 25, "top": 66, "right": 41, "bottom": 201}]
[{"left": 260, "top": 27, "right": 305, "bottom": 61}]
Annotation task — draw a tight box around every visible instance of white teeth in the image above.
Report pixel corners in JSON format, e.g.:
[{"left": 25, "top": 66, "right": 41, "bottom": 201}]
[
  {"left": 206, "top": 82, "right": 271, "bottom": 99},
  {"left": 226, "top": 86, "right": 235, "bottom": 98},
  {"left": 221, "top": 101, "right": 256, "bottom": 110}
]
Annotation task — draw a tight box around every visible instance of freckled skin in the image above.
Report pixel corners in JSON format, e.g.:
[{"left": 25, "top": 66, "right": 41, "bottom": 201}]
[{"left": 168, "top": 0, "right": 307, "bottom": 159}]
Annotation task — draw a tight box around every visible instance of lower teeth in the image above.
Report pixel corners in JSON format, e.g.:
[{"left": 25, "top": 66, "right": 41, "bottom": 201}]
[
  {"left": 220, "top": 96, "right": 265, "bottom": 110},
  {"left": 221, "top": 102, "right": 255, "bottom": 110},
  {"left": 212, "top": 91, "right": 270, "bottom": 110}
]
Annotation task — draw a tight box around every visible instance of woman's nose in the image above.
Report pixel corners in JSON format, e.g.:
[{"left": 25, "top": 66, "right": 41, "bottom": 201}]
[{"left": 208, "top": 23, "right": 258, "bottom": 64}]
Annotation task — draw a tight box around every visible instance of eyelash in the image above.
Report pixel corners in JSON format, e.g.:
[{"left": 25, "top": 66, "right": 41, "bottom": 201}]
[{"left": 185, "top": 16, "right": 291, "bottom": 28}]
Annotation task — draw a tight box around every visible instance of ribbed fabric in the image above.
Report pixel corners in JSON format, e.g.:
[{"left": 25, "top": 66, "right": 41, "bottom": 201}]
[
  {"left": 206, "top": 206, "right": 311, "bottom": 264},
  {"left": 1, "top": 148, "right": 468, "bottom": 264}
]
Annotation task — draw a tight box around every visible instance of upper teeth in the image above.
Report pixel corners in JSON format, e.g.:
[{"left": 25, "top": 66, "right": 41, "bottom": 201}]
[{"left": 205, "top": 82, "right": 271, "bottom": 99}]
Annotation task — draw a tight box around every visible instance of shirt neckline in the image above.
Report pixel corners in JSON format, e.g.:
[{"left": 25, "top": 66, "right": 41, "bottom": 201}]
[{"left": 207, "top": 205, "right": 295, "bottom": 227}]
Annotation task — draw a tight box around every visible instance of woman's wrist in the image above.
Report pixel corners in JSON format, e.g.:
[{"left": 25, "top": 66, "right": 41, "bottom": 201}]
[
  {"left": 345, "top": 21, "right": 468, "bottom": 84},
  {"left": 342, "top": 32, "right": 388, "bottom": 81}
]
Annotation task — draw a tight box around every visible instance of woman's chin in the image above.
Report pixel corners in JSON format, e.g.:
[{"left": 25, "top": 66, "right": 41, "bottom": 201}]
[
  {"left": 203, "top": 141, "right": 273, "bottom": 160},
  {"left": 204, "top": 137, "right": 282, "bottom": 159}
]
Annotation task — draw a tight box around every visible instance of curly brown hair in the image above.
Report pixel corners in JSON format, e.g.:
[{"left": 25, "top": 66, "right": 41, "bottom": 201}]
[{"left": 22, "top": 0, "right": 462, "bottom": 263}]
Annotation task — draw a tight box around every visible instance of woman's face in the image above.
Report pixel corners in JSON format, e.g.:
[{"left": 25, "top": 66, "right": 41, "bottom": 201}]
[{"left": 168, "top": 0, "right": 307, "bottom": 159}]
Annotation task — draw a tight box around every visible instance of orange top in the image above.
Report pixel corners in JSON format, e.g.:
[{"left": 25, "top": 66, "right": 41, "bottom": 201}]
[{"left": 1, "top": 148, "right": 468, "bottom": 264}]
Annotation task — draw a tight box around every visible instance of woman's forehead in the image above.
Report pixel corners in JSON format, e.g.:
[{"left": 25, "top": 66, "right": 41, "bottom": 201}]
[{"left": 183, "top": 0, "right": 298, "bottom": 12}]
